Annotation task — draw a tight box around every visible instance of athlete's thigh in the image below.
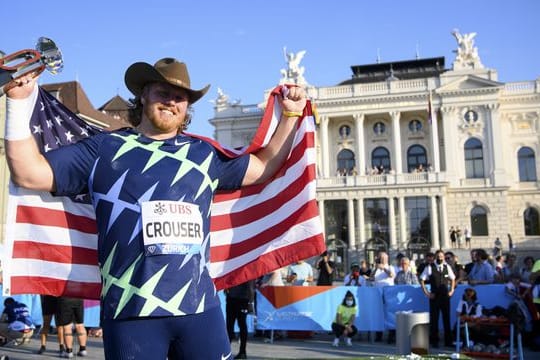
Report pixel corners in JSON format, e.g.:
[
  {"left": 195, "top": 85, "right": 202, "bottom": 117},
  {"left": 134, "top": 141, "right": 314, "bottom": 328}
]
[
  {"left": 168, "top": 306, "right": 232, "bottom": 360},
  {"left": 102, "top": 317, "right": 170, "bottom": 360}
]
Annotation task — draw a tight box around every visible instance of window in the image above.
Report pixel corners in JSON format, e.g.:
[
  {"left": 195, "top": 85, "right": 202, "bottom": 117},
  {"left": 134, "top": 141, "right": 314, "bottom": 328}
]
[
  {"left": 364, "top": 198, "right": 389, "bottom": 242},
  {"left": 408, "top": 119, "right": 422, "bottom": 133},
  {"left": 524, "top": 207, "right": 540, "bottom": 236},
  {"left": 337, "top": 149, "right": 355, "bottom": 175},
  {"left": 339, "top": 125, "right": 351, "bottom": 139},
  {"left": 470, "top": 206, "right": 488, "bottom": 236},
  {"left": 405, "top": 197, "right": 431, "bottom": 242},
  {"left": 371, "top": 147, "right": 391, "bottom": 172},
  {"left": 518, "top": 147, "right": 537, "bottom": 182},
  {"left": 373, "top": 122, "right": 386, "bottom": 135},
  {"left": 407, "top": 145, "right": 427, "bottom": 172},
  {"left": 465, "top": 138, "right": 484, "bottom": 178}
]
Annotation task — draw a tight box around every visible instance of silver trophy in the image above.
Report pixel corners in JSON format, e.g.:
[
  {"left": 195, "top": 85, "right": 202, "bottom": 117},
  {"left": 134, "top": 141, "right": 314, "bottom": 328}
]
[{"left": 0, "top": 37, "right": 63, "bottom": 97}]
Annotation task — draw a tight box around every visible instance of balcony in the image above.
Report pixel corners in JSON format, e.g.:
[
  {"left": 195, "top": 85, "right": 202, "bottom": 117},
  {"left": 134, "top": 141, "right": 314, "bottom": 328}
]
[{"left": 316, "top": 171, "right": 447, "bottom": 188}]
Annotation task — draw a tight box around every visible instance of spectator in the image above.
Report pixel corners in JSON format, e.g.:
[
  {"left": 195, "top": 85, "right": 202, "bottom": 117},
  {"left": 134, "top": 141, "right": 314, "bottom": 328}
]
[
  {"left": 371, "top": 251, "right": 395, "bottom": 343},
  {"left": 420, "top": 249, "right": 456, "bottom": 348},
  {"left": 358, "top": 260, "right": 372, "bottom": 281},
  {"left": 393, "top": 253, "right": 405, "bottom": 274},
  {"left": 260, "top": 269, "right": 284, "bottom": 287},
  {"left": 505, "top": 273, "right": 534, "bottom": 329},
  {"left": 395, "top": 257, "right": 419, "bottom": 285},
  {"left": 520, "top": 256, "right": 535, "bottom": 284},
  {"left": 316, "top": 251, "right": 335, "bottom": 286},
  {"left": 468, "top": 248, "right": 495, "bottom": 285},
  {"left": 226, "top": 280, "right": 255, "bottom": 360},
  {"left": 500, "top": 253, "right": 519, "bottom": 283},
  {"left": 464, "top": 227, "right": 472, "bottom": 249},
  {"left": 344, "top": 263, "right": 365, "bottom": 286},
  {"left": 463, "top": 249, "right": 478, "bottom": 278},
  {"left": 0, "top": 297, "right": 35, "bottom": 346},
  {"left": 37, "top": 295, "right": 65, "bottom": 355},
  {"left": 445, "top": 251, "right": 466, "bottom": 284},
  {"left": 286, "top": 260, "right": 313, "bottom": 286},
  {"left": 417, "top": 252, "right": 435, "bottom": 281},
  {"left": 331, "top": 291, "right": 358, "bottom": 347},
  {"left": 56, "top": 297, "right": 87, "bottom": 358},
  {"left": 449, "top": 226, "right": 457, "bottom": 248}
]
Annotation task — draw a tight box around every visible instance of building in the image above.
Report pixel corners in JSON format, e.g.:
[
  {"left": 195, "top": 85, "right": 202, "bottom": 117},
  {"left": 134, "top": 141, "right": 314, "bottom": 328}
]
[{"left": 210, "top": 31, "right": 540, "bottom": 273}]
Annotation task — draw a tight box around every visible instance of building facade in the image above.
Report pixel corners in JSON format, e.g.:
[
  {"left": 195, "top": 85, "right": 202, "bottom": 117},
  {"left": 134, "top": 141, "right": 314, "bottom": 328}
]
[{"left": 209, "top": 32, "right": 540, "bottom": 273}]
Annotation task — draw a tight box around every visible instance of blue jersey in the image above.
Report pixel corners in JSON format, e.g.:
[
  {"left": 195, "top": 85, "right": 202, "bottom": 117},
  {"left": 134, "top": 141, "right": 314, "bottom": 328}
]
[{"left": 45, "top": 129, "right": 249, "bottom": 320}]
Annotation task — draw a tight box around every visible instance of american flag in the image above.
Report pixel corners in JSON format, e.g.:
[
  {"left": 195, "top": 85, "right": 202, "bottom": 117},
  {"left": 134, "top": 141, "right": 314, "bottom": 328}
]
[{"left": 2, "top": 86, "right": 325, "bottom": 298}]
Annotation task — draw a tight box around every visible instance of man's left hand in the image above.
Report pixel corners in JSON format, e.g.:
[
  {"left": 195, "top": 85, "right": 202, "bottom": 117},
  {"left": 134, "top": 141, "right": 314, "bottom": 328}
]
[{"left": 279, "top": 86, "right": 307, "bottom": 113}]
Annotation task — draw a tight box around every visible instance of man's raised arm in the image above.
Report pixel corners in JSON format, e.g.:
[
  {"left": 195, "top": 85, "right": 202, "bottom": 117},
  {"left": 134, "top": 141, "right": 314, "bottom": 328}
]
[{"left": 4, "top": 75, "right": 55, "bottom": 191}]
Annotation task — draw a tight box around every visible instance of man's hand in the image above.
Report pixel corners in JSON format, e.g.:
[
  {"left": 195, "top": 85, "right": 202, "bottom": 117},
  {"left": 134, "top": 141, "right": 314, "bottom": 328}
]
[
  {"left": 6, "top": 73, "right": 38, "bottom": 99},
  {"left": 279, "top": 86, "right": 307, "bottom": 114}
]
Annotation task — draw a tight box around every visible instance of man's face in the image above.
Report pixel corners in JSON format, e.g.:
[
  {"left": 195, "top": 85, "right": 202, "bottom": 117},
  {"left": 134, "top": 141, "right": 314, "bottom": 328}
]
[{"left": 141, "top": 82, "right": 189, "bottom": 135}]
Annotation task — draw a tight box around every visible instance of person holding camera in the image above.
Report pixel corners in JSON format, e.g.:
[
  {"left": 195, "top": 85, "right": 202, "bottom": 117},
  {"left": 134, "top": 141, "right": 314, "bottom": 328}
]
[
  {"left": 316, "top": 251, "right": 335, "bottom": 286},
  {"left": 344, "top": 263, "right": 366, "bottom": 286}
]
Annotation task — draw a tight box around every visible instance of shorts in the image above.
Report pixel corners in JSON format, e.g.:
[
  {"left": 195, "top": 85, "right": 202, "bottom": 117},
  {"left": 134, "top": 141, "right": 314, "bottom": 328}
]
[
  {"left": 102, "top": 306, "right": 231, "bottom": 360},
  {"left": 56, "top": 297, "right": 84, "bottom": 326},
  {"left": 40, "top": 295, "right": 59, "bottom": 316}
]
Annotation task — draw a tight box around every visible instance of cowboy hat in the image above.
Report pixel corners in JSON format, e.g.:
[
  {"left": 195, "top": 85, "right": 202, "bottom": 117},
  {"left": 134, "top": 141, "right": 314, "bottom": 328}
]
[{"left": 125, "top": 57, "right": 210, "bottom": 103}]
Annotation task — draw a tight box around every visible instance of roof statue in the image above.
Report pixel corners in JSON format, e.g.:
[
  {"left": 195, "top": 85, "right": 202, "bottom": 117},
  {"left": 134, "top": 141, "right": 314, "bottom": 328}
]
[
  {"left": 451, "top": 29, "right": 484, "bottom": 70},
  {"left": 280, "top": 47, "right": 308, "bottom": 86}
]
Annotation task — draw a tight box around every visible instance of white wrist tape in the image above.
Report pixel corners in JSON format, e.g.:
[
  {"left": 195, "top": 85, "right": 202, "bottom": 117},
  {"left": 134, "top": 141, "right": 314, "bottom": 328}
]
[{"left": 5, "top": 85, "right": 39, "bottom": 140}]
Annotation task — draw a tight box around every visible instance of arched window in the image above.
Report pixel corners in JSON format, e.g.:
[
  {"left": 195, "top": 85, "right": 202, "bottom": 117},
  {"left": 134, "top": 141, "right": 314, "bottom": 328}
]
[
  {"left": 524, "top": 207, "right": 540, "bottom": 236},
  {"left": 518, "top": 147, "right": 537, "bottom": 182},
  {"left": 470, "top": 205, "right": 488, "bottom": 236},
  {"left": 371, "top": 147, "right": 391, "bottom": 172},
  {"left": 465, "top": 138, "right": 484, "bottom": 178},
  {"left": 407, "top": 145, "right": 427, "bottom": 172},
  {"left": 337, "top": 149, "right": 355, "bottom": 175}
]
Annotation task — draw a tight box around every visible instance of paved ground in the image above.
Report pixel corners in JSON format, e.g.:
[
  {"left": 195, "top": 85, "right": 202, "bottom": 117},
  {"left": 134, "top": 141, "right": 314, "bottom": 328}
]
[{"left": 0, "top": 332, "right": 536, "bottom": 359}]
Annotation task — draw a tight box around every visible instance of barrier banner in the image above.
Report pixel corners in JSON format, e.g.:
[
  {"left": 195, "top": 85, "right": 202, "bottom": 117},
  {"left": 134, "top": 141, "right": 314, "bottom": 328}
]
[{"left": 256, "top": 286, "right": 385, "bottom": 331}]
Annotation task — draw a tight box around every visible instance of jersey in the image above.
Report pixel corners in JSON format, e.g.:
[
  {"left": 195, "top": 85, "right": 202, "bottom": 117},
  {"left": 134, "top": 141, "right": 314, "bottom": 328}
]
[{"left": 45, "top": 128, "right": 250, "bottom": 320}]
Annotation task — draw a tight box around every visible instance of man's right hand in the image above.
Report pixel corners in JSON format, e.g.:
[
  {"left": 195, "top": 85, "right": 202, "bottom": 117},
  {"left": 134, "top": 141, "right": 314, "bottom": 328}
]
[{"left": 6, "top": 74, "right": 38, "bottom": 99}]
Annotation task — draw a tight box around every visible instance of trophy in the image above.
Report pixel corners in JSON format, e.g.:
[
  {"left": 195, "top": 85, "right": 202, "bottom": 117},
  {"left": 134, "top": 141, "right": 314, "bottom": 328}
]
[{"left": 0, "top": 37, "right": 63, "bottom": 97}]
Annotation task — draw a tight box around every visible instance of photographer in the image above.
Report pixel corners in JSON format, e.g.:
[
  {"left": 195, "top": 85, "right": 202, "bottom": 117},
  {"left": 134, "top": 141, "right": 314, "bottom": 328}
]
[{"left": 344, "top": 263, "right": 366, "bottom": 286}]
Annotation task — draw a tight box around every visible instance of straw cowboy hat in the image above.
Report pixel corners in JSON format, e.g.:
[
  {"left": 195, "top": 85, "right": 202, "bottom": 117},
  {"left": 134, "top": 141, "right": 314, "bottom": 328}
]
[{"left": 125, "top": 57, "right": 210, "bottom": 103}]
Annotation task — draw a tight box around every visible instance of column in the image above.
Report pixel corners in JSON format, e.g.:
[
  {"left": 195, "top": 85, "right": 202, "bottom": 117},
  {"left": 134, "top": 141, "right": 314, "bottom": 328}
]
[
  {"left": 347, "top": 198, "right": 355, "bottom": 249},
  {"left": 429, "top": 98, "right": 441, "bottom": 172},
  {"left": 441, "top": 106, "right": 459, "bottom": 186},
  {"left": 430, "top": 196, "right": 440, "bottom": 250},
  {"left": 440, "top": 195, "right": 449, "bottom": 249},
  {"left": 486, "top": 104, "right": 506, "bottom": 186},
  {"left": 318, "top": 199, "right": 326, "bottom": 239},
  {"left": 399, "top": 196, "right": 407, "bottom": 249},
  {"left": 320, "top": 116, "right": 330, "bottom": 177},
  {"left": 357, "top": 198, "right": 365, "bottom": 249},
  {"left": 390, "top": 111, "right": 402, "bottom": 174},
  {"left": 388, "top": 197, "right": 397, "bottom": 249},
  {"left": 354, "top": 113, "right": 365, "bottom": 175}
]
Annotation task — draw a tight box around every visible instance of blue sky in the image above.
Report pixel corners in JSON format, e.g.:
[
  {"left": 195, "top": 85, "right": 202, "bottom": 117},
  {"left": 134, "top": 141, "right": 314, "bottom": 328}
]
[{"left": 2, "top": 0, "right": 539, "bottom": 137}]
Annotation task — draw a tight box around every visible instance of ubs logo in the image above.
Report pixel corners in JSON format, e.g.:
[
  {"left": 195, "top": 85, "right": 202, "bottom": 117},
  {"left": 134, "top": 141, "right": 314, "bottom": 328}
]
[
  {"left": 147, "top": 245, "right": 157, "bottom": 254},
  {"left": 153, "top": 202, "right": 167, "bottom": 215}
]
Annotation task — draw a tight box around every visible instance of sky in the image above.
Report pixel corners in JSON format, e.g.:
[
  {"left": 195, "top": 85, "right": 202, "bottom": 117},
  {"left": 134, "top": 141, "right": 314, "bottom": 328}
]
[{"left": 2, "top": 0, "right": 540, "bottom": 138}]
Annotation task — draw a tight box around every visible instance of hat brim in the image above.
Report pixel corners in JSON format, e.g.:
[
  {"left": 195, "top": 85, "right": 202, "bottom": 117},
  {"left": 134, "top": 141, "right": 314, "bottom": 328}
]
[{"left": 125, "top": 62, "right": 210, "bottom": 104}]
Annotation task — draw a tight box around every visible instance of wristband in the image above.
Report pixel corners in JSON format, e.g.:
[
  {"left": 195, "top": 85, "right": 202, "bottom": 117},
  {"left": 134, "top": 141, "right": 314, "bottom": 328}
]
[
  {"left": 5, "top": 85, "right": 39, "bottom": 141},
  {"left": 282, "top": 110, "right": 303, "bottom": 118}
]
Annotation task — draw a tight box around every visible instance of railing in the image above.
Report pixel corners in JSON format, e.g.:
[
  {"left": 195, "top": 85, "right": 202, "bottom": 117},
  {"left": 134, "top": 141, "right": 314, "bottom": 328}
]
[
  {"left": 316, "top": 172, "right": 447, "bottom": 188},
  {"left": 502, "top": 80, "right": 539, "bottom": 95},
  {"left": 314, "top": 78, "right": 431, "bottom": 100}
]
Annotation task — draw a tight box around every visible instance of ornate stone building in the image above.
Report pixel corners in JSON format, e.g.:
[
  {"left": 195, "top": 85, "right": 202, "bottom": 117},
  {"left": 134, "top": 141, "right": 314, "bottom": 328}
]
[{"left": 210, "top": 31, "right": 540, "bottom": 271}]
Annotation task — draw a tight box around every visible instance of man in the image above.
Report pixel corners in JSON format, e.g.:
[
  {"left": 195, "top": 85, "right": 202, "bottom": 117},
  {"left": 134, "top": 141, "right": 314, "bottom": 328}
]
[
  {"left": 37, "top": 295, "right": 64, "bottom": 355},
  {"left": 468, "top": 248, "right": 495, "bottom": 285},
  {"left": 444, "top": 251, "right": 465, "bottom": 284},
  {"left": 370, "top": 251, "right": 395, "bottom": 343},
  {"left": 420, "top": 249, "right": 456, "bottom": 348},
  {"left": 56, "top": 297, "right": 87, "bottom": 358},
  {"left": 4, "top": 58, "right": 307, "bottom": 359},
  {"left": 225, "top": 280, "right": 255, "bottom": 360},
  {"left": 286, "top": 260, "right": 314, "bottom": 285},
  {"left": 0, "top": 298, "right": 35, "bottom": 346},
  {"left": 394, "top": 257, "right": 419, "bottom": 285},
  {"left": 416, "top": 252, "right": 435, "bottom": 281},
  {"left": 316, "top": 251, "right": 335, "bottom": 285}
]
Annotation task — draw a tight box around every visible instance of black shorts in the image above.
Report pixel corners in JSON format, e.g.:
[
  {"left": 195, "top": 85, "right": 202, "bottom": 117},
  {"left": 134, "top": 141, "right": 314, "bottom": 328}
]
[
  {"left": 56, "top": 297, "right": 84, "bottom": 326},
  {"left": 41, "top": 295, "right": 59, "bottom": 316}
]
